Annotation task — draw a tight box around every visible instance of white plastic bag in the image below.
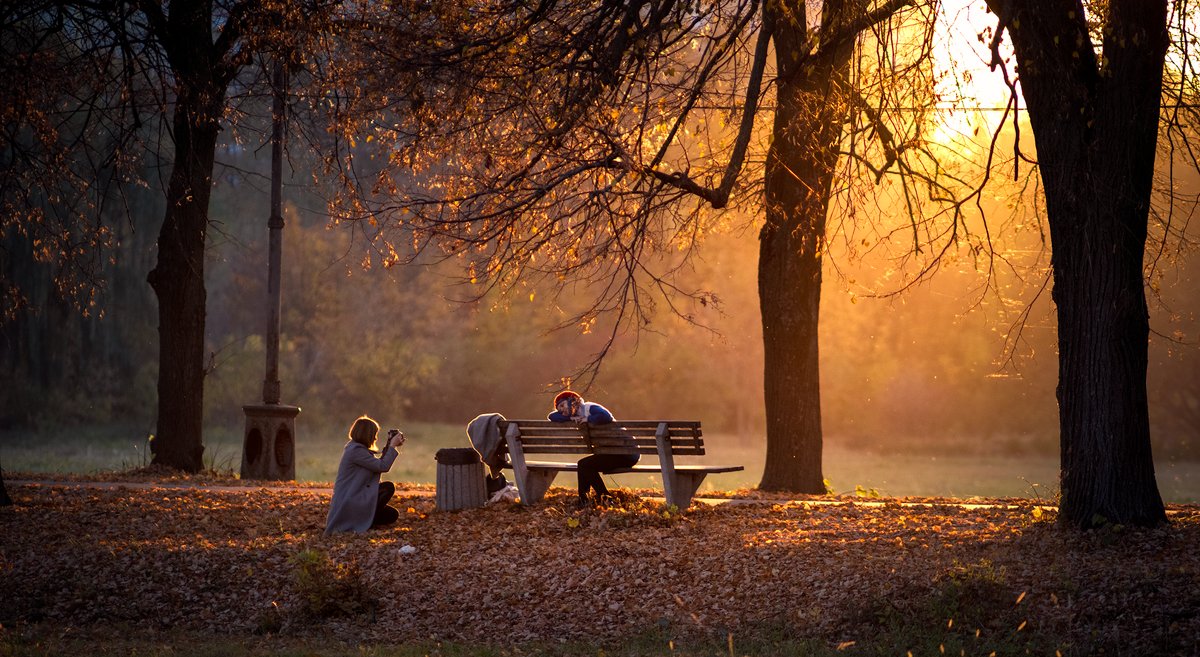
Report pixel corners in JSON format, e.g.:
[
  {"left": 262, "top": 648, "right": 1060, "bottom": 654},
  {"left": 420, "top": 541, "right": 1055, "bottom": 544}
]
[{"left": 486, "top": 484, "right": 520, "bottom": 506}]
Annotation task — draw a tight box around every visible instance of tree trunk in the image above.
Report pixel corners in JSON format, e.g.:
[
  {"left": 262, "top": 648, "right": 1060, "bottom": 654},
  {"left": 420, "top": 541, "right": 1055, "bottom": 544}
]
[
  {"left": 146, "top": 83, "right": 222, "bottom": 473},
  {"left": 0, "top": 453, "right": 11, "bottom": 506},
  {"left": 757, "top": 0, "right": 855, "bottom": 493},
  {"left": 987, "top": 0, "right": 1167, "bottom": 527},
  {"left": 1051, "top": 197, "right": 1165, "bottom": 528}
]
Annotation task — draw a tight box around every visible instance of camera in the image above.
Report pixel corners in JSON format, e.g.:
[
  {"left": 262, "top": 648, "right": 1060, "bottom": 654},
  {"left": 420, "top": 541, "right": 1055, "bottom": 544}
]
[{"left": 387, "top": 428, "right": 400, "bottom": 438}]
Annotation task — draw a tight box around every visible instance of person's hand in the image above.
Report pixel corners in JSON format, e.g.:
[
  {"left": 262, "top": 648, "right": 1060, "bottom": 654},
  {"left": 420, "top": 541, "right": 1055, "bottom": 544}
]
[
  {"left": 572, "top": 416, "right": 587, "bottom": 425},
  {"left": 389, "top": 430, "right": 406, "bottom": 449}
]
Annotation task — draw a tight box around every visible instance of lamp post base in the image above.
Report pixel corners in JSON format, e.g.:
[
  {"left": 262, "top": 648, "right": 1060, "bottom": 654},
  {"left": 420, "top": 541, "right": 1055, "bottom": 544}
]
[{"left": 241, "top": 403, "right": 301, "bottom": 481}]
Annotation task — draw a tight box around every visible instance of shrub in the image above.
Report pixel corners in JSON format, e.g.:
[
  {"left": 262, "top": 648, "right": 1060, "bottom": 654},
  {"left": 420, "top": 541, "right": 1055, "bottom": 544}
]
[{"left": 291, "top": 548, "right": 375, "bottom": 620}]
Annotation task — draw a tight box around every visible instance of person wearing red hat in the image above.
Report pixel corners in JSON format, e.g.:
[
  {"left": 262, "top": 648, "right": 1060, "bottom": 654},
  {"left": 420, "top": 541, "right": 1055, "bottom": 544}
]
[{"left": 548, "top": 390, "right": 636, "bottom": 506}]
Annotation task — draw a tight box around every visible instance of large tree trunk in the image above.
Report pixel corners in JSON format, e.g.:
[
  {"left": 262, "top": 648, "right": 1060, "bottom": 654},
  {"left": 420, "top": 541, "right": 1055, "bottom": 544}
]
[
  {"left": 757, "top": 0, "right": 856, "bottom": 493},
  {"left": 987, "top": 0, "right": 1167, "bottom": 527},
  {"left": 146, "top": 83, "right": 223, "bottom": 473},
  {"left": 1051, "top": 199, "right": 1165, "bottom": 528}
]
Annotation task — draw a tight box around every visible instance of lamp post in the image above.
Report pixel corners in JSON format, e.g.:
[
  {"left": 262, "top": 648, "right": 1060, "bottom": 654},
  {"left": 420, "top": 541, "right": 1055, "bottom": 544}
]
[{"left": 241, "top": 59, "right": 300, "bottom": 480}]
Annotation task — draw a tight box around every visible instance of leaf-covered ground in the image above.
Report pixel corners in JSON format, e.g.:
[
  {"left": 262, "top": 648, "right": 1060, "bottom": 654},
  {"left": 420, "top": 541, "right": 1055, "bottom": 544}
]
[{"left": 1, "top": 482, "right": 1198, "bottom": 656}]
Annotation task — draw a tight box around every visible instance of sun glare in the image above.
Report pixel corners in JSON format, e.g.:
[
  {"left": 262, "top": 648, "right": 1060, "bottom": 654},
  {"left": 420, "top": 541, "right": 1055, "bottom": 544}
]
[{"left": 930, "top": 0, "right": 1019, "bottom": 154}]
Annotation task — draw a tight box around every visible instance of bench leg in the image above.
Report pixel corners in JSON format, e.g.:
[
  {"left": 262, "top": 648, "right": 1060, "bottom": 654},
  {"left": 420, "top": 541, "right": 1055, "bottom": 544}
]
[
  {"left": 519, "top": 469, "right": 558, "bottom": 504},
  {"left": 505, "top": 423, "right": 557, "bottom": 505},
  {"left": 664, "top": 471, "right": 707, "bottom": 509}
]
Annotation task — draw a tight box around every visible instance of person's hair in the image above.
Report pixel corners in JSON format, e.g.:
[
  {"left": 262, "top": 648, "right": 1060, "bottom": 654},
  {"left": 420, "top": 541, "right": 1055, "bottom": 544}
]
[
  {"left": 348, "top": 416, "right": 380, "bottom": 449},
  {"left": 553, "top": 390, "right": 582, "bottom": 409}
]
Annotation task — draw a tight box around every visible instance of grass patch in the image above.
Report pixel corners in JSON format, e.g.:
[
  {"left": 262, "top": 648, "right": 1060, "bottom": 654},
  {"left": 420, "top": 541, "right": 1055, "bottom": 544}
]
[
  {"left": 5, "top": 421, "right": 1200, "bottom": 502},
  {"left": 0, "top": 620, "right": 1068, "bottom": 657},
  {"left": 0, "top": 420, "right": 467, "bottom": 484}
]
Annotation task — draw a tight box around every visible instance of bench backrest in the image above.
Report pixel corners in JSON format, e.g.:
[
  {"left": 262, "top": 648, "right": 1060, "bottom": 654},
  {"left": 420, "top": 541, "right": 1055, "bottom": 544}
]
[{"left": 497, "top": 420, "right": 704, "bottom": 456}]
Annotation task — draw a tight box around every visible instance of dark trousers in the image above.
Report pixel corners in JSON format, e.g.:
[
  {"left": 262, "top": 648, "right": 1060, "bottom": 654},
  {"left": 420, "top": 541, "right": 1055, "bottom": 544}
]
[
  {"left": 372, "top": 481, "right": 399, "bottom": 527},
  {"left": 577, "top": 453, "right": 638, "bottom": 501}
]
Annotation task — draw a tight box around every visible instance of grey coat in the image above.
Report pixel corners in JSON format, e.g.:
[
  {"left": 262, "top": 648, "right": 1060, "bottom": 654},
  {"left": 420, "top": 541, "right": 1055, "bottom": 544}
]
[
  {"left": 325, "top": 441, "right": 399, "bottom": 534},
  {"left": 467, "top": 412, "right": 506, "bottom": 475}
]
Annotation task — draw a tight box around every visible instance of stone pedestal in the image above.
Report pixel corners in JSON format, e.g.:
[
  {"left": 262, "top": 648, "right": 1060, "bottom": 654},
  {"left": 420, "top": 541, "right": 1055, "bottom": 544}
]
[
  {"left": 435, "top": 448, "right": 487, "bottom": 511},
  {"left": 241, "top": 404, "right": 300, "bottom": 480}
]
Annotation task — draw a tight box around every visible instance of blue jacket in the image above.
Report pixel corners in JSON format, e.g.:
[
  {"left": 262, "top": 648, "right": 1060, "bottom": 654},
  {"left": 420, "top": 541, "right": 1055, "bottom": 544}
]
[{"left": 548, "top": 401, "right": 614, "bottom": 424}]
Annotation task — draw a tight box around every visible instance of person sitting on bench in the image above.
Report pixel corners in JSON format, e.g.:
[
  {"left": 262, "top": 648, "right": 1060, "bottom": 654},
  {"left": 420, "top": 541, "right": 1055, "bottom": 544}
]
[{"left": 548, "top": 390, "right": 636, "bottom": 506}]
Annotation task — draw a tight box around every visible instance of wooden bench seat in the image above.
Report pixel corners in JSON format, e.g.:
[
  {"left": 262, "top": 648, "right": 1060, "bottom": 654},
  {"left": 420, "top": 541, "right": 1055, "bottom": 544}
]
[{"left": 497, "top": 419, "right": 743, "bottom": 508}]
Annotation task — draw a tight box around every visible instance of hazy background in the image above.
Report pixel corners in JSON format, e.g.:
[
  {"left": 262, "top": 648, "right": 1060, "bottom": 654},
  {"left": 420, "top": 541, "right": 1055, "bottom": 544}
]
[{"left": 2, "top": 128, "right": 1198, "bottom": 502}]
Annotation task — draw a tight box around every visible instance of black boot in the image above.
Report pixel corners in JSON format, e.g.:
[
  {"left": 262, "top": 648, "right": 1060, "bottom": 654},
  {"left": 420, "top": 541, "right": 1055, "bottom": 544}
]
[{"left": 486, "top": 473, "right": 509, "bottom": 495}]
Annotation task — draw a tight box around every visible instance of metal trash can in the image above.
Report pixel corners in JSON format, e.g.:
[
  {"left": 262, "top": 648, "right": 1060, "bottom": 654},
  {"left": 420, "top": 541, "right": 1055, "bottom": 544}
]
[{"left": 435, "top": 448, "right": 487, "bottom": 511}]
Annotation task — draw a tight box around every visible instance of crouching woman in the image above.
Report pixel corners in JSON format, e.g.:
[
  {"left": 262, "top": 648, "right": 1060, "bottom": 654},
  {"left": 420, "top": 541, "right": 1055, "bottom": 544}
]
[{"left": 325, "top": 416, "right": 406, "bottom": 534}]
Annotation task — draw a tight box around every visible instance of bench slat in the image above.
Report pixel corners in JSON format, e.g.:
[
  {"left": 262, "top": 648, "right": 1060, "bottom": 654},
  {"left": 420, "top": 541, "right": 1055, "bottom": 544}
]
[
  {"left": 500, "top": 420, "right": 701, "bottom": 429},
  {"left": 523, "top": 461, "right": 743, "bottom": 474},
  {"left": 509, "top": 427, "right": 703, "bottom": 439},
  {"left": 518, "top": 443, "right": 705, "bottom": 453},
  {"left": 509, "top": 436, "right": 705, "bottom": 447},
  {"left": 501, "top": 442, "right": 706, "bottom": 456}
]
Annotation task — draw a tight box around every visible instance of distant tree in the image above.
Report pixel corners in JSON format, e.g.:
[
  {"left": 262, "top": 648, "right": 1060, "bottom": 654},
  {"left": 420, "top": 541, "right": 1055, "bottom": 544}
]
[
  {"left": 981, "top": 0, "right": 1200, "bottom": 527},
  {"left": 1, "top": 1, "right": 332, "bottom": 472},
  {"left": 325, "top": 0, "right": 947, "bottom": 493}
]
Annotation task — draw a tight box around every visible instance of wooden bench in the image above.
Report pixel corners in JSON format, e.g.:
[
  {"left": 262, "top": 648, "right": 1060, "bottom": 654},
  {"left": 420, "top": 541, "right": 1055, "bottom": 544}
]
[{"left": 497, "top": 419, "right": 744, "bottom": 509}]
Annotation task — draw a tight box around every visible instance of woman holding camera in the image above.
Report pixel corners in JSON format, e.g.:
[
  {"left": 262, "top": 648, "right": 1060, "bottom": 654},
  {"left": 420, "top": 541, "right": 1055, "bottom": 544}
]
[{"left": 325, "top": 415, "right": 406, "bottom": 533}]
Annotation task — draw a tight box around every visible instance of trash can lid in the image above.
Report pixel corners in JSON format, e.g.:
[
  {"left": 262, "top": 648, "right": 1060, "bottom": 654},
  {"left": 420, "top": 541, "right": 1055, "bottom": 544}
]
[{"left": 435, "top": 447, "right": 482, "bottom": 465}]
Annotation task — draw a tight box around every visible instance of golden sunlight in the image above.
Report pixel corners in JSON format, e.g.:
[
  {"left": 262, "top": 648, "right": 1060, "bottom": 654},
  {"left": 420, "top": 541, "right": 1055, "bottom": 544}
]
[{"left": 931, "top": 0, "right": 1020, "bottom": 154}]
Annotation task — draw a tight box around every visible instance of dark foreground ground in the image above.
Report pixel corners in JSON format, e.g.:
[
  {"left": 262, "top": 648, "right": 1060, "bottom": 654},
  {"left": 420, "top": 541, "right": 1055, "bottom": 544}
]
[{"left": 1, "top": 481, "right": 1198, "bottom": 656}]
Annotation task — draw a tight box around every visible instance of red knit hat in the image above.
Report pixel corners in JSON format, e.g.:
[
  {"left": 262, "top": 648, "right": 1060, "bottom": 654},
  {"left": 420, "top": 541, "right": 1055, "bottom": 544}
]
[{"left": 553, "top": 390, "right": 582, "bottom": 408}]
